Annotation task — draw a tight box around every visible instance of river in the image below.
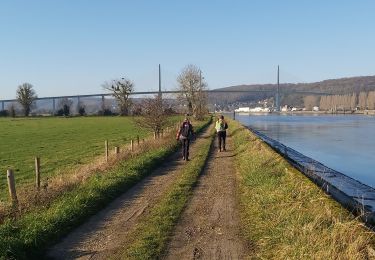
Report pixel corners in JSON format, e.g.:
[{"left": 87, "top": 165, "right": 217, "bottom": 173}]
[{"left": 236, "top": 114, "right": 375, "bottom": 188}]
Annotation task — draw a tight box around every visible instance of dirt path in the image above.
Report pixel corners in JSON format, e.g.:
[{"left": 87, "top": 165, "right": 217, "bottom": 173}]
[
  {"left": 165, "top": 132, "right": 248, "bottom": 259},
  {"left": 46, "top": 125, "right": 213, "bottom": 260}
]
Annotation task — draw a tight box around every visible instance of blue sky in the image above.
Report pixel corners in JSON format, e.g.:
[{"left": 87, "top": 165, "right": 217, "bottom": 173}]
[{"left": 1, "top": 0, "right": 374, "bottom": 99}]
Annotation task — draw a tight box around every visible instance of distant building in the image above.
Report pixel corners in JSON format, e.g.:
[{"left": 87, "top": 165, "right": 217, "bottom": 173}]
[
  {"left": 313, "top": 106, "right": 320, "bottom": 111},
  {"left": 235, "top": 107, "right": 250, "bottom": 112},
  {"left": 235, "top": 106, "right": 271, "bottom": 113},
  {"left": 281, "top": 105, "right": 290, "bottom": 112}
]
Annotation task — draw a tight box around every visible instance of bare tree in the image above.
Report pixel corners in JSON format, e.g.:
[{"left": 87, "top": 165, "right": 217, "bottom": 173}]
[
  {"left": 367, "top": 91, "right": 375, "bottom": 110},
  {"left": 303, "top": 95, "right": 319, "bottom": 110},
  {"left": 177, "top": 64, "right": 208, "bottom": 120},
  {"left": 16, "top": 83, "right": 37, "bottom": 116},
  {"left": 57, "top": 98, "right": 73, "bottom": 116},
  {"left": 77, "top": 101, "right": 86, "bottom": 116},
  {"left": 103, "top": 78, "right": 134, "bottom": 116},
  {"left": 350, "top": 93, "right": 357, "bottom": 110},
  {"left": 358, "top": 92, "right": 367, "bottom": 110},
  {"left": 135, "top": 95, "right": 168, "bottom": 137}
]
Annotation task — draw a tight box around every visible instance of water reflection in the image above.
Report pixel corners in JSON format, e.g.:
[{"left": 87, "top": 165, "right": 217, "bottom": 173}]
[{"left": 237, "top": 114, "right": 375, "bottom": 188}]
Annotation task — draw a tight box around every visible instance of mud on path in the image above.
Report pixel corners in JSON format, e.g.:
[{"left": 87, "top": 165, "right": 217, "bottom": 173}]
[
  {"left": 165, "top": 132, "right": 248, "bottom": 259},
  {"left": 46, "top": 125, "right": 213, "bottom": 260}
]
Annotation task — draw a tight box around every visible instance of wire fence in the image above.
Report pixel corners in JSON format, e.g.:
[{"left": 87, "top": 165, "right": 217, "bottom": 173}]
[{"left": 248, "top": 126, "right": 375, "bottom": 225}]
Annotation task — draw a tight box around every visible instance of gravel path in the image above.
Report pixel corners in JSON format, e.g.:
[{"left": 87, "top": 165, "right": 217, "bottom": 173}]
[
  {"left": 46, "top": 126, "right": 213, "bottom": 260},
  {"left": 165, "top": 132, "right": 248, "bottom": 259}
]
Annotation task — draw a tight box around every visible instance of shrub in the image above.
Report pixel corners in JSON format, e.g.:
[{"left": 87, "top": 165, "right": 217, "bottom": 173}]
[
  {"left": 0, "top": 110, "right": 9, "bottom": 117},
  {"left": 78, "top": 106, "right": 86, "bottom": 116}
]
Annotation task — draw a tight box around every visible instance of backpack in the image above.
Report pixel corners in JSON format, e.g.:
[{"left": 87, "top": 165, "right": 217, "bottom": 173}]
[{"left": 180, "top": 123, "right": 191, "bottom": 138}]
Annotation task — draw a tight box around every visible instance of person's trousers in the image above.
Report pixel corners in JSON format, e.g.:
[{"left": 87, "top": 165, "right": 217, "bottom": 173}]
[
  {"left": 217, "top": 131, "right": 226, "bottom": 151},
  {"left": 181, "top": 138, "right": 190, "bottom": 159}
]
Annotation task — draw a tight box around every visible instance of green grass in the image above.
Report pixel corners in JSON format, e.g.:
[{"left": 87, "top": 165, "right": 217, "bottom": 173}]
[
  {"left": 0, "top": 116, "right": 209, "bottom": 260},
  {"left": 0, "top": 116, "right": 179, "bottom": 201},
  {"left": 230, "top": 120, "right": 375, "bottom": 259},
  {"left": 120, "top": 123, "right": 214, "bottom": 259}
]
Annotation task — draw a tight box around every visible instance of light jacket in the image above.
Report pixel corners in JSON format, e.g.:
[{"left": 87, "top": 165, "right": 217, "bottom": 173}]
[{"left": 215, "top": 119, "right": 227, "bottom": 132}]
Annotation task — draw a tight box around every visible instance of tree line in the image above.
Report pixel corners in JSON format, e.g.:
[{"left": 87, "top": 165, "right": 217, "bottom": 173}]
[{"left": 304, "top": 91, "right": 375, "bottom": 111}]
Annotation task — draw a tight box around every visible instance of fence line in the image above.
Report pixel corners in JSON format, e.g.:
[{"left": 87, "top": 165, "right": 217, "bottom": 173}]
[{"left": 2, "top": 126, "right": 174, "bottom": 212}]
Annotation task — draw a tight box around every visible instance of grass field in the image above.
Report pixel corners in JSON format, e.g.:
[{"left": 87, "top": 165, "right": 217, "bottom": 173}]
[{"left": 0, "top": 117, "right": 151, "bottom": 200}]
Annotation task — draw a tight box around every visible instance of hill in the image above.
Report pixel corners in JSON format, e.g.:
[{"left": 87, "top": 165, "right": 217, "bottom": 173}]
[{"left": 209, "top": 75, "right": 375, "bottom": 108}]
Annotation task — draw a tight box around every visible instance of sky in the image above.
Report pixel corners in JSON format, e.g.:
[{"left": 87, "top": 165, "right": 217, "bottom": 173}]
[{"left": 1, "top": 0, "right": 375, "bottom": 99}]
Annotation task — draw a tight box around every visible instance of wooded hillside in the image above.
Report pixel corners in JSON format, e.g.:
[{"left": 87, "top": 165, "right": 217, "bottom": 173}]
[{"left": 209, "top": 75, "right": 375, "bottom": 109}]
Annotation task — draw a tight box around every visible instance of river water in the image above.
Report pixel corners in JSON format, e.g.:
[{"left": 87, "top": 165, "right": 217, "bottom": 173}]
[{"left": 236, "top": 114, "right": 375, "bottom": 188}]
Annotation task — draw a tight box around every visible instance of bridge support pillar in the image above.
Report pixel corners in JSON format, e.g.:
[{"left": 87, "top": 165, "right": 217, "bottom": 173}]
[
  {"left": 275, "top": 93, "right": 280, "bottom": 112},
  {"left": 52, "top": 98, "right": 56, "bottom": 115},
  {"left": 77, "top": 96, "right": 80, "bottom": 114},
  {"left": 101, "top": 95, "right": 105, "bottom": 111},
  {"left": 1, "top": 101, "right": 4, "bottom": 111}
]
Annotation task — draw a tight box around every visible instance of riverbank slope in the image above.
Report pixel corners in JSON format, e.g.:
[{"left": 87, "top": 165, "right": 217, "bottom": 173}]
[{"left": 230, "top": 119, "right": 375, "bottom": 259}]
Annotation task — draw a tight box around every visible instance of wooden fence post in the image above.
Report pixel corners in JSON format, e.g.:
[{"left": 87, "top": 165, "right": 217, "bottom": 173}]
[
  {"left": 154, "top": 132, "right": 156, "bottom": 140},
  {"left": 131, "top": 140, "right": 134, "bottom": 152},
  {"left": 105, "top": 140, "right": 109, "bottom": 162},
  {"left": 137, "top": 135, "right": 140, "bottom": 146},
  {"left": 35, "top": 157, "right": 41, "bottom": 190},
  {"left": 115, "top": 146, "right": 120, "bottom": 154},
  {"left": 7, "top": 169, "right": 18, "bottom": 205}
]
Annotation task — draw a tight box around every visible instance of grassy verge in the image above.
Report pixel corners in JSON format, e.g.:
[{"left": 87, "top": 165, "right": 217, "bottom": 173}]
[
  {"left": 116, "top": 124, "right": 214, "bottom": 259},
  {"left": 0, "top": 117, "right": 210, "bottom": 259},
  {"left": 230, "top": 119, "right": 375, "bottom": 259}
]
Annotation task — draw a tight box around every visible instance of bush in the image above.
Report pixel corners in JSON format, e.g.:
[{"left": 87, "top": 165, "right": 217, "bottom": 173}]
[
  {"left": 9, "top": 105, "right": 16, "bottom": 118},
  {"left": 55, "top": 109, "right": 64, "bottom": 116},
  {"left": 55, "top": 105, "right": 71, "bottom": 117},
  {"left": 78, "top": 106, "right": 86, "bottom": 116},
  {"left": 0, "top": 110, "right": 9, "bottom": 117},
  {"left": 98, "top": 109, "right": 116, "bottom": 116}
]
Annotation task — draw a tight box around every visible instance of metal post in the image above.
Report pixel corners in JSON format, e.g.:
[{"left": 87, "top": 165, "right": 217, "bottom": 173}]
[{"left": 233, "top": 111, "right": 236, "bottom": 120}]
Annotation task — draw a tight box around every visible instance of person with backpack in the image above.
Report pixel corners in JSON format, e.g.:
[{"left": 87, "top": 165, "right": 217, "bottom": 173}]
[
  {"left": 215, "top": 115, "right": 228, "bottom": 152},
  {"left": 176, "top": 118, "right": 194, "bottom": 161}
]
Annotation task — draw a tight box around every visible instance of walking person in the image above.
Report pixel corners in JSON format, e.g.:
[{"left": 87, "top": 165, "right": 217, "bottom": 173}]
[
  {"left": 215, "top": 115, "right": 228, "bottom": 152},
  {"left": 176, "top": 118, "right": 194, "bottom": 161}
]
